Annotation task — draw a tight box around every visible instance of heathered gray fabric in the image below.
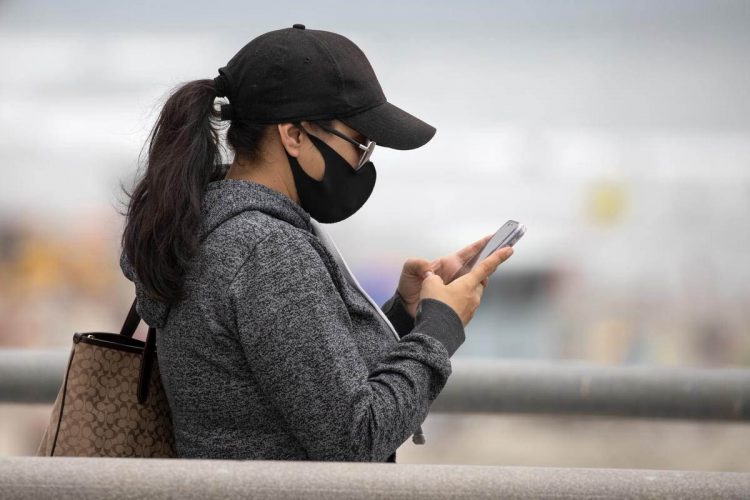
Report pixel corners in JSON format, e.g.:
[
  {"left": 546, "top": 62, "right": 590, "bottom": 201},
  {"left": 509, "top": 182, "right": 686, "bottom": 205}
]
[
  {"left": 309, "top": 218, "right": 426, "bottom": 447},
  {"left": 310, "top": 219, "right": 401, "bottom": 342},
  {"left": 119, "top": 178, "right": 466, "bottom": 462}
]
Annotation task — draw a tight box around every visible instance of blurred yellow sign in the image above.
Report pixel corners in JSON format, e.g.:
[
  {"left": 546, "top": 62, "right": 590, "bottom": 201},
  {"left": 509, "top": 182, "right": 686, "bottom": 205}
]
[{"left": 586, "top": 180, "right": 629, "bottom": 226}]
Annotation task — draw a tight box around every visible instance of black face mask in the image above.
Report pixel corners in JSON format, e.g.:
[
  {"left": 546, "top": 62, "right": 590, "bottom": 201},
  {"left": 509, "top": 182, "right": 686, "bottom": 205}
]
[{"left": 285, "top": 132, "right": 377, "bottom": 223}]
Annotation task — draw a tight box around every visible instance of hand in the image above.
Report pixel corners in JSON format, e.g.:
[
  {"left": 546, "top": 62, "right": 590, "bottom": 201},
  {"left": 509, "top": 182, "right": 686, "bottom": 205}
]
[
  {"left": 396, "top": 233, "right": 495, "bottom": 318},
  {"left": 420, "top": 245, "right": 514, "bottom": 327}
]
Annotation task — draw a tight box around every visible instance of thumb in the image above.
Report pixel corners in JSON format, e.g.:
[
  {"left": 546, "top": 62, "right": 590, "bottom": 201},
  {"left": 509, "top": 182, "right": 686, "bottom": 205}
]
[
  {"left": 470, "top": 246, "right": 513, "bottom": 285},
  {"left": 423, "top": 270, "right": 444, "bottom": 284},
  {"left": 404, "top": 258, "right": 434, "bottom": 279}
]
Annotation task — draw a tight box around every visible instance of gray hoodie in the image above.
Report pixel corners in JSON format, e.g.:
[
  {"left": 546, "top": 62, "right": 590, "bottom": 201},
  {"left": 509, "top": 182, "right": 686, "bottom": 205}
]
[{"left": 119, "top": 178, "right": 465, "bottom": 462}]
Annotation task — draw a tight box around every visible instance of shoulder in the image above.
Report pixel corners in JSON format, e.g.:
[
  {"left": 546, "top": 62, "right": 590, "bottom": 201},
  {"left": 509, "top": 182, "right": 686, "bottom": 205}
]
[
  {"left": 193, "top": 210, "right": 321, "bottom": 295},
  {"left": 225, "top": 219, "right": 347, "bottom": 330},
  {"left": 219, "top": 214, "right": 331, "bottom": 288},
  {"left": 227, "top": 224, "right": 352, "bottom": 337},
  {"left": 249, "top": 223, "right": 328, "bottom": 276},
  {"left": 205, "top": 211, "right": 312, "bottom": 254}
]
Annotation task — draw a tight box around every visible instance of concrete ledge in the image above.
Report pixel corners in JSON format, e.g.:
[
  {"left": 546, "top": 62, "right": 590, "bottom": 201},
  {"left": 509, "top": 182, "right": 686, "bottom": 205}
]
[{"left": 2, "top": 456, "right": 750, "bottom": 499}]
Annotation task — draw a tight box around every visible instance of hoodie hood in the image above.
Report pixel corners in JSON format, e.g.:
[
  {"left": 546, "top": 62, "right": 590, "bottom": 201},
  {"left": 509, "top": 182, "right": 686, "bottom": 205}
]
[{"left": 119, "top": 178, "right": 314, "bottom": 328}]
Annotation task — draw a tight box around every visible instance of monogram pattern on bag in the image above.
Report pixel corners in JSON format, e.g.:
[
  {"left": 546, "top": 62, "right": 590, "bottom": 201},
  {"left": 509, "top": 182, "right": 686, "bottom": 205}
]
[{"left": 36, "top": 340, "right": 177, "bottom": 457}]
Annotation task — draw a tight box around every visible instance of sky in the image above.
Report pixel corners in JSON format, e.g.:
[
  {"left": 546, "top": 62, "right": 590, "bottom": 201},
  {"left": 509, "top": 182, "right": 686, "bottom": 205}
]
[
  {"left": 0, "top": 0, "right": 749, "bottom": 361},
  {"left": 1, "top": 0, "right": 749, "bottom": 269}
]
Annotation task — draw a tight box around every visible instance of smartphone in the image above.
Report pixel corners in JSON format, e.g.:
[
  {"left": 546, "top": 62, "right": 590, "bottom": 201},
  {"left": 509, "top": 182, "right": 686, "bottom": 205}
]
[{"left": 447, "top": 220, "right": 526, "bottom": 283}]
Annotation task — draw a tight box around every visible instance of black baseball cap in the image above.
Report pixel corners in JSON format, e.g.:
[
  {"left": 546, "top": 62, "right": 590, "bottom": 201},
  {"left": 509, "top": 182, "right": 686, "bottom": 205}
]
[{"left": 213, "top": 24, "right": 436, "bottom": 150}]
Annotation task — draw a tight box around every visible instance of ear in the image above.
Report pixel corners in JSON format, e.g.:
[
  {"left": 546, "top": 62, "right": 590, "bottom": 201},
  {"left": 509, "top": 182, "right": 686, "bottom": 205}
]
[{"left": 277, "top": 122, "right": 305, "bottom": 158}]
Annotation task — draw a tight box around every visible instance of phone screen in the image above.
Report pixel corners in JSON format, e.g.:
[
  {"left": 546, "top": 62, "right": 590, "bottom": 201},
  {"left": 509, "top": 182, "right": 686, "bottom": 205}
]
[{"left": 447, "top": 220, "right": 523, "bottom": 283}]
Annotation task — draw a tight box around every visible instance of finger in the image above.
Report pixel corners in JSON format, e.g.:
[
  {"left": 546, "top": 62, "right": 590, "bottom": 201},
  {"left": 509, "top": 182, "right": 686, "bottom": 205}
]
[
  {"left": 455, "top": 233, "right": 494, "bottom": 262},
  {"left": 423, "top": 270, "right": 444, "bottom": 284},
  {"left": 428, "top": 257, "right": 443, "bottom": 275},
  {"left": 468, "top": 246, "right": 513, "bottom": 285},
  {"left": 403, "top": 258, "right": 433, "bottom": 278}
]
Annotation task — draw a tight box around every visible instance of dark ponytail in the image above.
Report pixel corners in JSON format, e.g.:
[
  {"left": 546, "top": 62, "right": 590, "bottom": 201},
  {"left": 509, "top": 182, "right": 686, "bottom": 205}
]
[{"left": 119, "top": 79, "right": 268, "bottom": 304}]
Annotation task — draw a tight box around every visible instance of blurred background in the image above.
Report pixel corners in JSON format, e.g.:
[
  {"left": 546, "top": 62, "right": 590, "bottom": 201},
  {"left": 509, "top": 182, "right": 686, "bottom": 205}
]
[{"left": 1, "top": 0, "right": 749, "bottom": 469}]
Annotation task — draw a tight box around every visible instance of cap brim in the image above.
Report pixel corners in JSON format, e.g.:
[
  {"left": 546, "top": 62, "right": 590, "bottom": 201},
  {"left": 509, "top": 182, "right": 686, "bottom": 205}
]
[{"left": 340, "top": 101, "right": 436, "bottom": 150}]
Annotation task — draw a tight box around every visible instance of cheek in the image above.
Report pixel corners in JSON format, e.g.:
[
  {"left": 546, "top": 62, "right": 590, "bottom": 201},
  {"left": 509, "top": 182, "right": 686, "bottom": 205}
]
[
  {"left": 298, "top": 144, "right": 326, "bottom": 181},
  {"left": 343, "top": 149, "right": 359, "bottom": 168},
  {"left": 336, "top": 145, "right": 359, "bottom": 168},
  {"left": 327, "top": 138, "right": 359, "bottom": 169}
]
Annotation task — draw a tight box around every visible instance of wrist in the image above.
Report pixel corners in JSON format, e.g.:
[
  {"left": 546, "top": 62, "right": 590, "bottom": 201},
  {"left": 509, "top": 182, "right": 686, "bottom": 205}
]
[
  {"left": 395, "top": 289, "right": 416, "bottom": 319},
  {"left": 413, "top": 298, "right": 466, "bottom": 357}
]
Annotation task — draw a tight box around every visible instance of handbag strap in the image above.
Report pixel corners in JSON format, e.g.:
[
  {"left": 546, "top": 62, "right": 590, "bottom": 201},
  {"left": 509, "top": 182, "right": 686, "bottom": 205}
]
[
  {"left": 119, "top": 298, "right": 140, "bottom": 338},
  {"left": 137, "top": 326, "right": 157, "bottom": 404},
  {"left": 119, "top": 298, "right": 158, "bottom": 404}
]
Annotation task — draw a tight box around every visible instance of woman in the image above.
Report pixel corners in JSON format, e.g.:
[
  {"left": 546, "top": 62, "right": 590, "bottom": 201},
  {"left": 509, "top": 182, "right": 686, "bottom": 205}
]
[{"left": 119, "top": 24, "right": 513, "bottom": 463}]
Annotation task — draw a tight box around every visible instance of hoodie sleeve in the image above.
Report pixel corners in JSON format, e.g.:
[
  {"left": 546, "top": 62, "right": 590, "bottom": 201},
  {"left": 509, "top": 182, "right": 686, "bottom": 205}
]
[
  {"left": 227, "top": 230, "right": 465, "bottom": 462},
  {"left": 380, "top": 290, "right": 416, "bottom": 339}
]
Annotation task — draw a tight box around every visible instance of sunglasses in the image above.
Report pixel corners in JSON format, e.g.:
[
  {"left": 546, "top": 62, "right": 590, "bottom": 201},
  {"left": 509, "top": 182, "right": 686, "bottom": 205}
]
[{"left": 296, "top": 121, "right": 376, "bottom": 171}]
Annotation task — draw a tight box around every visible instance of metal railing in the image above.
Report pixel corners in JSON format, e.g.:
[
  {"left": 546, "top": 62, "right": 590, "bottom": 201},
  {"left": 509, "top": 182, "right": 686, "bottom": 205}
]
[
  {"left": 2, "top": 349, "right": 749, "bottom": 421},
  {"left": 3, "top": 350, "right": 750, "bottom": 498}
]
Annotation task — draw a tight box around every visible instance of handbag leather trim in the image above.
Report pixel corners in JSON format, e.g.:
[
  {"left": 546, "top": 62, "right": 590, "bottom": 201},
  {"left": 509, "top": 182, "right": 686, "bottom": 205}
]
[
  {"left": 73, "top": 332, "right": 146, "bottom": 355},
  {"left": 49, "top": 347, "right": 76, "bottom": 456},
  {"left": 119, "top": 299, "right": 141, "bottom": 338},
  {"left": 137, "top": 327, "right": 156, "bottom": 404}
]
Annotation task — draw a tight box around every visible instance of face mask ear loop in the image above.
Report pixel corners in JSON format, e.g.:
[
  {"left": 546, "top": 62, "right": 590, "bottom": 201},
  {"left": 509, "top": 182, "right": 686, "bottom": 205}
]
[{"left": 289, "top": 121, "right": 310, "bottom": 157}]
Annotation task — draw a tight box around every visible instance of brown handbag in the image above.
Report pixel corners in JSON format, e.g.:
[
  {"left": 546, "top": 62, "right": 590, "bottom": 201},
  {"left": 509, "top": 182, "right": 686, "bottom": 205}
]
[{"left": 36, "top": 299, "right": 177, "bottom": 457}]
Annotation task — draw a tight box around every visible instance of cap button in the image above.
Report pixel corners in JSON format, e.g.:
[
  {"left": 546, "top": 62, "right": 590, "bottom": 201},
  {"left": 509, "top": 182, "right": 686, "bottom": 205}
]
[{"left": 292, "top": 24, "right": 305, "bottom": 30}]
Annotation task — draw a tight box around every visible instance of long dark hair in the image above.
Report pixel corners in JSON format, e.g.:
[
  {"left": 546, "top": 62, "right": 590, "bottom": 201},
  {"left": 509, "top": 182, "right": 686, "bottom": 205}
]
[{"left": 120, "top": 79, "right": 268, "bottom": 304}]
